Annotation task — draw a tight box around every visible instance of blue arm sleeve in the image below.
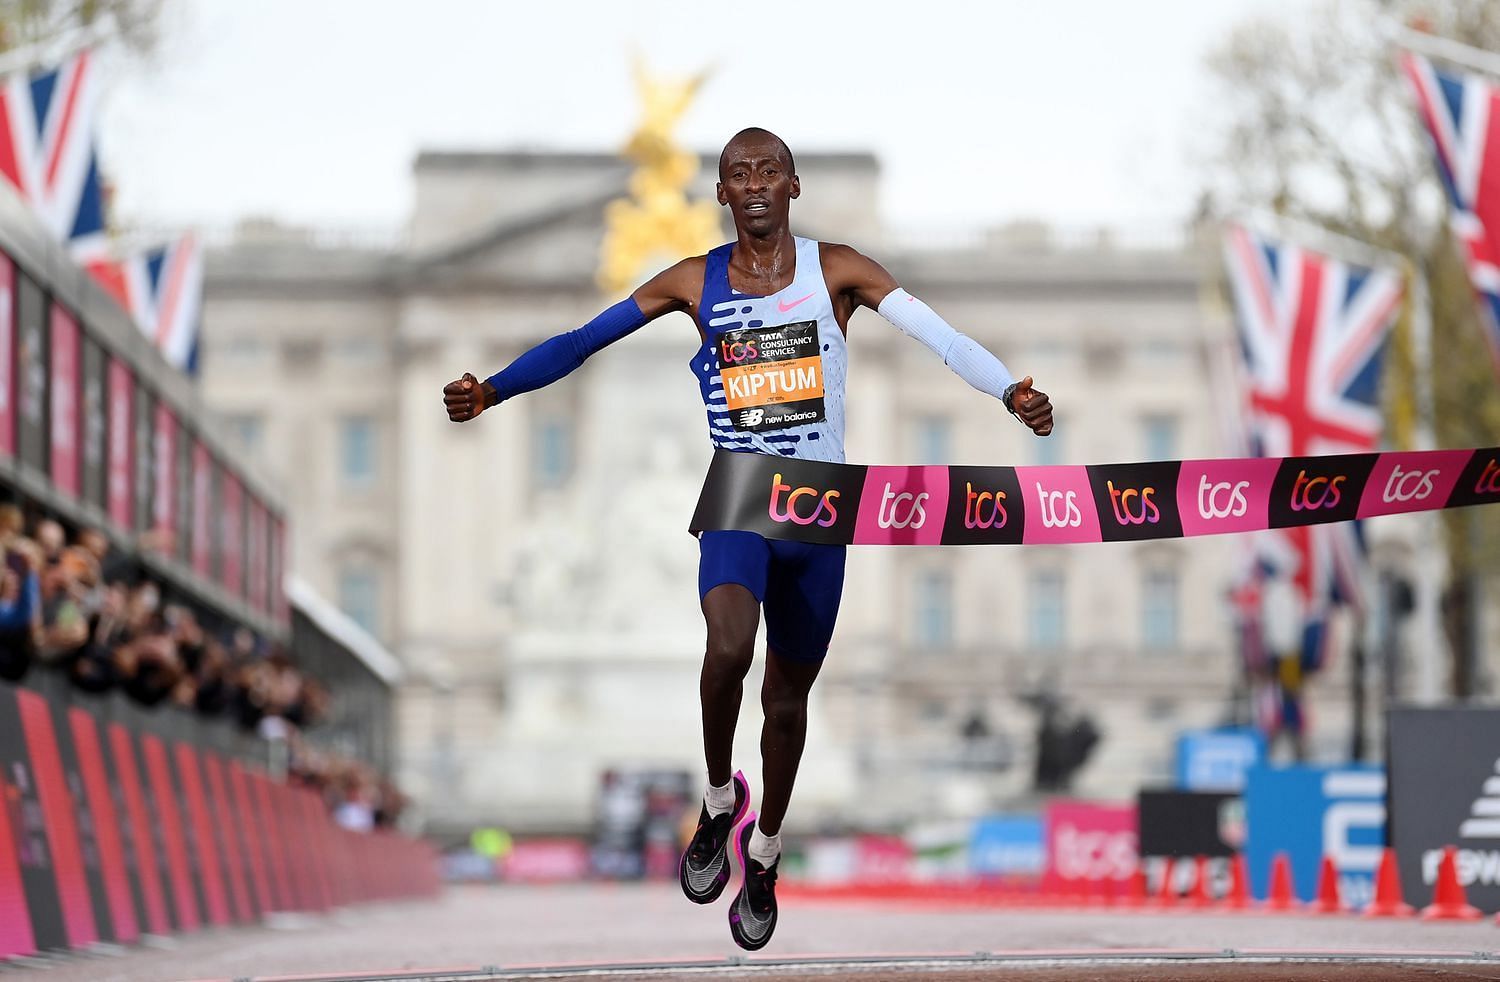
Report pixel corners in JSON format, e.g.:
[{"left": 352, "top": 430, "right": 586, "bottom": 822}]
[{"left": 484, "top": 297, "right": 649, "bottom": 403}]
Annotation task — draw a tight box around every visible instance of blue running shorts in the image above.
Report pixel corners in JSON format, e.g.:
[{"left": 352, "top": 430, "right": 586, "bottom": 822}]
[{"left": 697, "top": 530, "right": 847, "bottom": 663}]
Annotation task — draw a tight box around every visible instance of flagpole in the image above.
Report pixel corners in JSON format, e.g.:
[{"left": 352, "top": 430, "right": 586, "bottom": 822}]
[{"left": 1384, "top": 20, "right": 1500, "bottom": 80}]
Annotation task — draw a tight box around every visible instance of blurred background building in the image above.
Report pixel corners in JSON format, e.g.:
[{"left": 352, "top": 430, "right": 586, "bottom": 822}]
[{"left": 197, "top": 148, "right": 1355, "bottom": 836}]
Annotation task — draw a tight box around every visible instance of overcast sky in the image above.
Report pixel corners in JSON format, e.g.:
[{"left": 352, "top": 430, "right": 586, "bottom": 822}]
[{"left": 96, "top": 0, "right": 1305, "bottom": 239}]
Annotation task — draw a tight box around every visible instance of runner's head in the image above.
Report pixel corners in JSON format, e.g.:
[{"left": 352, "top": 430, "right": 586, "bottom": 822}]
[{"left": 717, "top": 128, "right": 799, "bottom": 236}]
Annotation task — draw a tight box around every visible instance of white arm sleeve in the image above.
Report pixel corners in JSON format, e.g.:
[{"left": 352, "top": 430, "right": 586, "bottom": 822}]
[{"left": 876, "top": 288, "right": 1017, "bottom": 402}]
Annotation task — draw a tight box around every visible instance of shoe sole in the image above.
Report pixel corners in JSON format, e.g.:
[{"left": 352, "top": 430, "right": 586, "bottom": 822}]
[
  {"left": 727, "top": 811, "right": 776, "bottom": 951},
  {"left": 678, "top": 770, "right": 749, "bottom": 905}
]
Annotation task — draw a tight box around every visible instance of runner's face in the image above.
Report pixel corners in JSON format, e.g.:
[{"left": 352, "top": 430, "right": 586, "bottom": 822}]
[{"left": 717, "top": 140, "right": 799, "bottom": 235}]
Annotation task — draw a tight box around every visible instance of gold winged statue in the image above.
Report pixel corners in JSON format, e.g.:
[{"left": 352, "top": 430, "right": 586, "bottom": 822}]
[{"left": 597, "top": 59, "right": 722, "bottom": 295}]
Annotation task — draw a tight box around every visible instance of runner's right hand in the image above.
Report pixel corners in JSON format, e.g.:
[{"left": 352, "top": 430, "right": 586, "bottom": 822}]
[{"left": 443, "top": 372, "right": 489, "bottom": 422}]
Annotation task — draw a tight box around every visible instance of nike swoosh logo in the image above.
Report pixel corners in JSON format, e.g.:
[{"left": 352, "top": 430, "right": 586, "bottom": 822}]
[
  {"left": 686, "top": 851, "right": 726, "bottom": 892},
  {"left": 735, "top": 894, "right": 772, "bottom": 939},
  {"left": 777, "top": 293, "right": 814, "bottom": 313}
]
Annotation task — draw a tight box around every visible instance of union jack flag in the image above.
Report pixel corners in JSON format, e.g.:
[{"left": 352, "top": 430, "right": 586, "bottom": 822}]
[
  {"left": 1403, "top": 50, "right": 1500, "bottom": 372},
  {"left": 0, "top": 50, "right": 105, "bottom": 259},
  {"left": 86, "top": 233, "right": 202, "bottom": 374},
  {"left": 1223, "top": 224, "right": 1402, "bottom": 672}
]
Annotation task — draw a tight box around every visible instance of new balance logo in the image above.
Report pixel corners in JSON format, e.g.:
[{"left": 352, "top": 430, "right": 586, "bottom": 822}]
[
  {"left": 1459, "top": 758, "right": 1500, "bottom": 839},
  {"left": 738, "top": 408, "right": 765, "bottom": 427}
]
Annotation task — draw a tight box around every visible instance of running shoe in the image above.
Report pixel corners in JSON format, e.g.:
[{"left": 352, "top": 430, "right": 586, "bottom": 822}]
[
  {"left": 678, "top": 770, "right": 749, "bottom": 904},
  {"left": 728, "top": 812, "right": 779, "bottom": 951}
]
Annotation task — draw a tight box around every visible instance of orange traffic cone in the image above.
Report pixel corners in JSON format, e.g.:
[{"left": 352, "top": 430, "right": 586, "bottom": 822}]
[
  {"left": 1363, "top": 847, "right": 1414, "bottom": 918},
  {"left": 1155, "top": 856, "right": 1177, "bottom": 908},
  {"left": 1310, "top": 856, "right": 1347, "bottom": 914},
  {"left": 1188, "top": 855, "right": 1214, "bottom": 909},
  {"left": 1220, "top": 853, "right": 1255, "bottom": 911},
  {"left": 1123, "top": 866, "right": 1148, "bottom": 909},
  {"left": 1264, "top": 852, "right": 1298, "bottom": 912},
  {"left": 1421, "top": 846, "right": 1481, "bottom": 921}
]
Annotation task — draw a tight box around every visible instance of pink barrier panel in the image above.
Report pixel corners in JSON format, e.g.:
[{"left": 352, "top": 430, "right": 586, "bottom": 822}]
[
  {"left": 17, "top": 690, "right": 97, "bottom": 948},
  {"left": 0, "top": 746, "right": 36, "bottom": 958},
  {"left": 140, "top": 735, "right": 199, "bottom": 932},
  {"left": 172, "top": 744, "right": 230, "bottom": 926},
  {"left": 66, "top": 709, "right": 137, "bottom": 943},
  {"left": 227, "top": 763, "right": 272, "bottom": 917},
  {"left": 199, "top": 752, "right": 253, "bottom": 923},
  {"left": 300, "top": 789, "right": 335, "bottom": 910},
  {"left": 250, "top": 772, "right": 293, "bottom": 912},
  {"left": 107, "top": 724, "right": 169, "bottom": 936},
  {"left": 275, "top": 781, "right": 315, "bottom": 911}
]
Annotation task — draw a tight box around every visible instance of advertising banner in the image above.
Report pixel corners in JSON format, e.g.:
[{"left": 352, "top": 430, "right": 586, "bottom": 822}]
[
  {"left": 0, "top": 254, "right": 15, "bottom": 458},
  {"left": 80, "top": 336, "right": 106, "bottom": 512},
  {"left": 226, "top": 761, "right": 272, "bottom": 917},
  {"left": 1137, "top": 790, "right": 1243, "bottom": 858},
  {"left": 15, "top": 689, "right": 96, "bottom": 947},
  {"left": 272, "top": 516, "right": 288, "bottom": 628},
  {"left": 15, "top": 270, "right": 45, "bottom": 474},
  {"left": 1175, "top": 728, "right": 1265, "bottom": 792},
  {"left": 106, "top": 359, "right": 133, "bottom": 531},
  {"left": 247, "top": 498, "right": 266, "bottom": 614},
  {"left": 0, "top": 681, "right": 435, "bottom": 958},
  {"left": 47, "top": 305, "right": 80, "bottom": 497},
  {"left": 968, "top": 815, "right": 1046, "bottom": 877},
  {"left": 172, "top": 745, "right": 230, "bottom": 926},
  {"left": 140, "top": 734, "right": 198, "bottom": 932},
  {"left": 1244, "top": 764, "right": 1384, "bottom": 907},
  {"left": 1042, "top": 799, "right": 1137, "bottom": 897},
  {"left": 105, "top": 722, "right": 170, "bottom": 936},
  {"left": 220, "top": 471, "right": 243, "bottom": 598},
  {"left": 690, "top": 446, "right": 1500, "bottom": 546},
  {"left": 132, "top": 387, "right": 153, "bottom": 533},
  {"left": 501, "top": 840, "right": 591, "bottom": 882},
  {"left": 60, "top": 707, "right": 130, "bottom": 943},
  {"left": 151, "top": 404, "right": 177, "bottom": 546},
  {"left": 1389, "top": 707, "right": 1500, "bottom": 911},
  {"left": 1137, "top": 789, "right": 1244, "bottom": 900},
  {"left": 0, "top": 687, "right": 48, "bottom": 954},
  {"left": 852, "top": 835, "right": 914, "bottom": 883},
  {"left": 200, "top": 753, "right": 252, "bottom": 923},
  {"left": 191, "top": 442, "right": 212, "bottom": 578}
]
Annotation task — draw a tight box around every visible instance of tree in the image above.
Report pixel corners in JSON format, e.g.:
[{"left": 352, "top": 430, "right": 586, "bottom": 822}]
[
  {"left": 0, "top": 0, "right": 163, "bottom": 57},
  {"left": 1200, "top": 0, "right": 1500, "bottom": 697}
]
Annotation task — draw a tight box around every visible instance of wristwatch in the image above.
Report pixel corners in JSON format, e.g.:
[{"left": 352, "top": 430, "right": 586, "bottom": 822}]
[{"left": 1002, "top": 381, "right": 1021, "bottom": 417}]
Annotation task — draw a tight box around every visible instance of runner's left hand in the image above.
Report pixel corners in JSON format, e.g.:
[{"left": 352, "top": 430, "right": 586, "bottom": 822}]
[{"left": 1009, "top": 376, "right": 1053, "bottom": 436}]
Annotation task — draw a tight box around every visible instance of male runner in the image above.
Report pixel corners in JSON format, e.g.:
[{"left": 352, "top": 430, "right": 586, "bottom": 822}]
[{"left": 443, "top": 128, "right": 1054, "bottom": 949}]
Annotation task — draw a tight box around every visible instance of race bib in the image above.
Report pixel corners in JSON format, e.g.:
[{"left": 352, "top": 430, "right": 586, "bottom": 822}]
[{"left": 717, "top": 320, "right": 826, "bottom": 432}]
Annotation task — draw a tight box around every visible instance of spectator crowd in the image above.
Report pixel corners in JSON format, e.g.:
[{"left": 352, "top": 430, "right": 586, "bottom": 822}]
[{"left": 0, "top": 505, "right": 406, "bottom": 829}]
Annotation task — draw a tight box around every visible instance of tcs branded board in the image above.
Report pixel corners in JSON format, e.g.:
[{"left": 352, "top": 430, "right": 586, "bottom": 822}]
[
  {"left": 1042, "top": 800, "right": 1137, "bottom": 897},
  {"left": 1389, "top": 708, "right": 1500, "bottom": 912},
  {"left": 690, "top": 446, "right": 1500, "bottom": 546},
  {"left": 1243, "top": 765, "right": 1384, "bottom": 908}
]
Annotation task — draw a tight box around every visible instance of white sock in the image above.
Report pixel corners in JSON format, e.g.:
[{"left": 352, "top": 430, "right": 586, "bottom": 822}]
[
  {"left": 704, "top": 777, "right": 735, "bottom": 817},
  {"left": 748, "top": 825, "right": 781, "bottom": 867}
]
